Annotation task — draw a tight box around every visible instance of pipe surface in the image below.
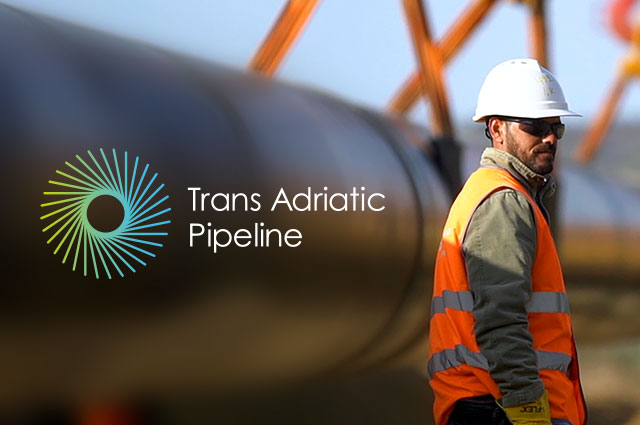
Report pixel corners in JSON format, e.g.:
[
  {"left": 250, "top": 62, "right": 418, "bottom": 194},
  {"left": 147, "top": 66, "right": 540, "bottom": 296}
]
[{"left": 0, "top": 4, "right": 448, "bottom": 404}]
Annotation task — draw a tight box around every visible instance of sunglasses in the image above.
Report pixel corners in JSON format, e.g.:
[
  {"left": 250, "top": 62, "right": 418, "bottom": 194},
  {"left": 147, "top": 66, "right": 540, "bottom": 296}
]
[{"left": 497, "top": 116, "right": 565, "bottom": 140}]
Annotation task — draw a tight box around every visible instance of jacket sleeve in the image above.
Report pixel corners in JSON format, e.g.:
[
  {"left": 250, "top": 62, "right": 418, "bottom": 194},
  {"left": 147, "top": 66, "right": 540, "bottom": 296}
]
[{"left": 461, "top": 188, "right": 545, "bottom": 407}]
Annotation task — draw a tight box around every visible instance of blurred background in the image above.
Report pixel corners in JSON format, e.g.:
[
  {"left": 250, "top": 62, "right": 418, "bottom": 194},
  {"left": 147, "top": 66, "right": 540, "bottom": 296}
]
[{"left": 0, "top": 0, "right": 638, "bottom": 424}]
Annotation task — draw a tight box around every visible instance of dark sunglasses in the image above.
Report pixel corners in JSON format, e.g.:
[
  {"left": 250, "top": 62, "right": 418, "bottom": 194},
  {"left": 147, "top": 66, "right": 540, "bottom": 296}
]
[{"left": 498, "top": 116, "right": 565, "bottom": 140}]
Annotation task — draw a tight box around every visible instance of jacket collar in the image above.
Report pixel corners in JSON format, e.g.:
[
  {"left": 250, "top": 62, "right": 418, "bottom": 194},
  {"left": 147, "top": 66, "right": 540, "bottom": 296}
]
[{"left": 479, "top": 147, "right": 556, "bottom": 199}]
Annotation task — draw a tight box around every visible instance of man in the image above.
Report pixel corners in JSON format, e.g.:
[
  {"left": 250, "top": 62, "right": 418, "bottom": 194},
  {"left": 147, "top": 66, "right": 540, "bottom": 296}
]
[{"left": 428, "top": 59, "right": 587, "bottom": 425}]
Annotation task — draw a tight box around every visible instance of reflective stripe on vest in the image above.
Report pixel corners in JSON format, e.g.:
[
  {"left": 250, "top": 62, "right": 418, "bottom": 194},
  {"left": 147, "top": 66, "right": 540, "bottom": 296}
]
[
  {"left": 430, "top": 290, "right": 570, "bottom": 317},
  {"left": 427, "top": 344, "right": 572, "bottom": 380}
]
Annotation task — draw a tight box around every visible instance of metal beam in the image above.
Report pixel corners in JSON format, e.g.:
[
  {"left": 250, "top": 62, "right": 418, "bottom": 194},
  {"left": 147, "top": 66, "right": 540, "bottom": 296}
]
[
  {"left": 573, "top": 70, "right": 630, "bottom": 164},
  {"left": 401, "top": 0, "right": 453, "bottom": 137},
  {"left": 249, "top": 0, "right": 320, "bottom": 76},
  {"left": 574, "top": 20, "right": 639, "bottom": 164},
  {"left": 528, "top": 0, "right": 548, "bottom": 68},
  {"left": 389, "top": 0, "right": 497, "bottom": 114}
]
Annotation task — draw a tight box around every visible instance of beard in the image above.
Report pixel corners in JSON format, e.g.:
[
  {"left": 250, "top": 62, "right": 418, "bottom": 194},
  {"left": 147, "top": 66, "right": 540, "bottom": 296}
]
[{"left": 504, "top": 128, "right": 555, "bottom": 175}]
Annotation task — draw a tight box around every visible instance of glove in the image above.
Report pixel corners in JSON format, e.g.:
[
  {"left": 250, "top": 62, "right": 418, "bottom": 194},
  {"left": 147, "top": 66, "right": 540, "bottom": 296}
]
[{"left": 496, "top": 389, "right": 552, "bottom": 425}]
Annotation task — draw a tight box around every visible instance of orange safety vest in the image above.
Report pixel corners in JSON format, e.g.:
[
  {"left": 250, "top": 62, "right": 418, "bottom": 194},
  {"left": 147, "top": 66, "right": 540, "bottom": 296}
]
[{"left": 429, "top": 167, "right": 586, "bottom": 425}]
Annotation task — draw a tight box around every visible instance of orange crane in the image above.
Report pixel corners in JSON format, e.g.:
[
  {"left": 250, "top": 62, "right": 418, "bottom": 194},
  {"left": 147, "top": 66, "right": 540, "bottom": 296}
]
[
  {"left": 249, "top": 0, "right": 551, "bottom": 141},
  {"left": 574, "top": 0, "right": 639, "bottom": 164}
]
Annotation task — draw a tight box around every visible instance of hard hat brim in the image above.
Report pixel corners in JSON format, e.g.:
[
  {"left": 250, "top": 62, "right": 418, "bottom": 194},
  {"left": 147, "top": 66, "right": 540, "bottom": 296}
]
[{"left": 473, "top": 108, "right": 582, "bottom": 122}]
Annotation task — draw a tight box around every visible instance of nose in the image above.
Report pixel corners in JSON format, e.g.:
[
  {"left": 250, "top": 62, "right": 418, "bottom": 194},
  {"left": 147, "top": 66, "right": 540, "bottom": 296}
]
[{"left": 542, "top": 131, "right": 558, "bottom": 146}]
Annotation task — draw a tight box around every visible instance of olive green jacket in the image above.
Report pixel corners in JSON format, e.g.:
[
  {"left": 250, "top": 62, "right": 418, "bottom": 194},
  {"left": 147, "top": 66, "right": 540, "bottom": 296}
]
[{"left": 462, "top": 147, "right": 556, "bottom": 407}]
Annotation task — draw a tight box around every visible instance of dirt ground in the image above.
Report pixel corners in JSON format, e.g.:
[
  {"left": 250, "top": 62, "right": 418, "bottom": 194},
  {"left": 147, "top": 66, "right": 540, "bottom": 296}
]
[{"left": 569, "top": 286, "right": 640, "bottom": 425}]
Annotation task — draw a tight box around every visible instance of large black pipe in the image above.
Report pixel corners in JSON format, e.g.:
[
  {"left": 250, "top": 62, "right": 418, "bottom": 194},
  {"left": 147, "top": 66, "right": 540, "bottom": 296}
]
[{"left": 0, "top": 4, "right": 448, "bottom": 404}]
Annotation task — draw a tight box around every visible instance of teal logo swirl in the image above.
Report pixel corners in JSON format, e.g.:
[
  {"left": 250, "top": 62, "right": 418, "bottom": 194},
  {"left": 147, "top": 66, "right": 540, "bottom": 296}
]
[{"left": 41, "top": 148, "right": 171, "bottom": 279}]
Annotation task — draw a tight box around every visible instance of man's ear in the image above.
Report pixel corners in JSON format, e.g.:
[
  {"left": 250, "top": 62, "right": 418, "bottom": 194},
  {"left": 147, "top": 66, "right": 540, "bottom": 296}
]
[{"left": 488, "top": 117, "right": 505, "bottom": 147}]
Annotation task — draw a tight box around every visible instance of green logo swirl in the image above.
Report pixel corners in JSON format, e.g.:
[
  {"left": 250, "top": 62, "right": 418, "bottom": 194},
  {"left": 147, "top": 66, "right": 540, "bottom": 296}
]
[{"left": 41, "top": 148, "right": 170, "bottom": 279}]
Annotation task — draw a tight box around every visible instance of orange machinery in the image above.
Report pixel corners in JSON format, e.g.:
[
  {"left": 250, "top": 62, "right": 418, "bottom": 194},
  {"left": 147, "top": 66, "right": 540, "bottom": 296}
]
[{"left": 574, "top": 0, "right": 639, "bottom": 164}]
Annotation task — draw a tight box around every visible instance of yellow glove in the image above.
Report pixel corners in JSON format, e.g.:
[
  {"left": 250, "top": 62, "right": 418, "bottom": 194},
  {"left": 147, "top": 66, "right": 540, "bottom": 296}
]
[{"left": 496, "top": 389, "right": 552, "bottom": 425}]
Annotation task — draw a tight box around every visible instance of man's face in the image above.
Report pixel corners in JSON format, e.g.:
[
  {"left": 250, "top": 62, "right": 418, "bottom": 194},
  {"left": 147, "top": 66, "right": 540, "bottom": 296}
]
[{"left": 503, "top": 117, "right": 561, "bottom": 175}]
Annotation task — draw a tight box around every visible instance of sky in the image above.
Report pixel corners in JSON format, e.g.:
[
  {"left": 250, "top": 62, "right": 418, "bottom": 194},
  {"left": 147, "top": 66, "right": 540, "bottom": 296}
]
[{"left": 2, "top": 0, "right": 639, "bottom": 130}]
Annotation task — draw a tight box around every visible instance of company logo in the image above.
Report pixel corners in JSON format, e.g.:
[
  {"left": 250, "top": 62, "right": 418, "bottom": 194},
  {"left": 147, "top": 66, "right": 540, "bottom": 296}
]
[{"left": 41, "top": 148, "right": 171, "bottom": 279}]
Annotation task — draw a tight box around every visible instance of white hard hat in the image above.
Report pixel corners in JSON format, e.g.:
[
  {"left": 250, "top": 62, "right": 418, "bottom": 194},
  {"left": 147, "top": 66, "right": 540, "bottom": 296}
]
[{"left": 472, "top": 58, "right": 581, "bottom": 122}]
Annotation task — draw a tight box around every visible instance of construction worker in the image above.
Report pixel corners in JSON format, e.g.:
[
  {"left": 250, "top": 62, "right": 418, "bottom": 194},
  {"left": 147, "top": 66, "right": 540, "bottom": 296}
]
[{"left": 428, "top": 59, "right": 587, "bottom": 425}]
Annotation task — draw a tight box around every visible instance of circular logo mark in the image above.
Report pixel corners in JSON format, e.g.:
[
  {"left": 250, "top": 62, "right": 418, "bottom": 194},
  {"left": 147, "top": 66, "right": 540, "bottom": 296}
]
[{"left": 41, "top": 148, "right": 171, "bottom": 279}]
